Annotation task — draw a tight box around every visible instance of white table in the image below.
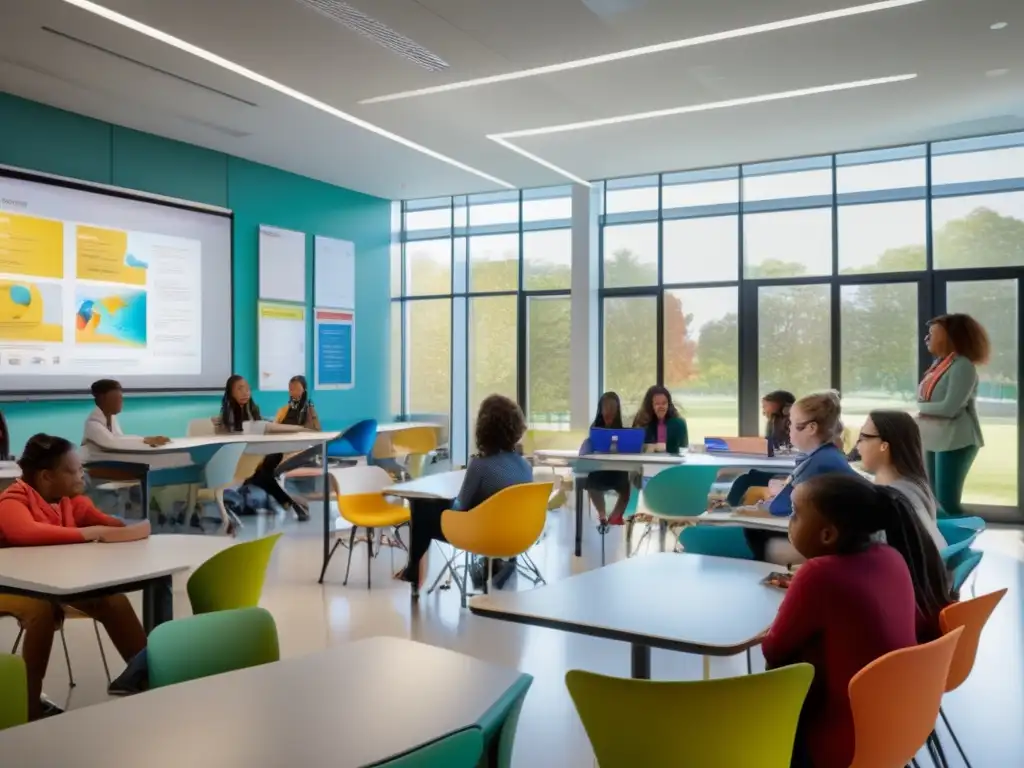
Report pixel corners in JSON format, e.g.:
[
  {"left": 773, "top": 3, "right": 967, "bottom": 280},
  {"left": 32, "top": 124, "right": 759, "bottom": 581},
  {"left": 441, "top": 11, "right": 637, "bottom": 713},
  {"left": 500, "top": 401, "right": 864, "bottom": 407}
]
[
  {"left": 0, "top": 636, "right": 529, "bottom": 767},
  {"left": 387, "top": 470, "right": 466, "bottom": 500},
  {"left": 0, "top": 460, "right": 20, "bottom": 483},
  {"left": 697, "top": 510, "right": 792, "bottom": 532},
  {"left": 555, "top": 451, "right": 797, "bottom": 557},
  {"left": 0, "top": 534, "right": 230, "bottom": 631},
  {"left": 471, "top": 553, "right": 783, "bottom": 679}
]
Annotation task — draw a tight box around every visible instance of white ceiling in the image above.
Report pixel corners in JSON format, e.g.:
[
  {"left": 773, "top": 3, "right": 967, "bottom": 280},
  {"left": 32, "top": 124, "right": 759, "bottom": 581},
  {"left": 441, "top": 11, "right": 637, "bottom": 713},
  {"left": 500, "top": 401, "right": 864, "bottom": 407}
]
[{"left": 0, "top": 0, "right": 1021, "bottom": 200}]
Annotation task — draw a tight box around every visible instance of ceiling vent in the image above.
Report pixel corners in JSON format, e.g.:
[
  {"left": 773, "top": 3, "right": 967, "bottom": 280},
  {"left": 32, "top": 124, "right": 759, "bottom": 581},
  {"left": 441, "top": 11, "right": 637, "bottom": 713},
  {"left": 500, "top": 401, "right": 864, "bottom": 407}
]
[{"left": 293, "top": 0, "right": 449, "bottom": 72}]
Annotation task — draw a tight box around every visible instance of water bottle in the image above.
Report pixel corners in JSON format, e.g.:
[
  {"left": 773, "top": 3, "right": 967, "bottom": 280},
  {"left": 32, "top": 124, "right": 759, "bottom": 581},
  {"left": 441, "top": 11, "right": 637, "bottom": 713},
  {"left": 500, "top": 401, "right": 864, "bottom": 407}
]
[{"left": 610, "top": 434, "right": 619, "bottom": 453}]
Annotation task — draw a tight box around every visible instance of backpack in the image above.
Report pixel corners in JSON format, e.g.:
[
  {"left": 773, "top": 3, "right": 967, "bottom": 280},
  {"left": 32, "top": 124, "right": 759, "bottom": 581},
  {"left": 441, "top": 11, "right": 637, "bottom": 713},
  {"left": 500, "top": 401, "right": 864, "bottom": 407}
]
[{"left": 222, "top": 484, "right": 269, "bottom": 517}]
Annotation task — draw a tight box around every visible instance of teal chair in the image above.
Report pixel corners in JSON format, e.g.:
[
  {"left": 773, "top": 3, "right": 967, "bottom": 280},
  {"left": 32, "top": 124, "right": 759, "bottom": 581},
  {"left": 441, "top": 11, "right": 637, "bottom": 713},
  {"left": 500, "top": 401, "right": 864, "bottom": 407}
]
[
  {"left": 476, "top": 674, "right": 533, "bottom": 768},
  {"left": 938, "top": 522, "right": 981, "bottom": 562},
  {"left": 948, "top": 549, "right": 984, "bottom": 595},
  {"left": 679, "top": 525, "right": 755, "bottom": 560},
  {"left": 0, "top": 653, "right": 27, "bottom": 731},
  {"left": 148, "top": 607, "right": 280, "bottom": 689},
  {"left": 630, "top": 465, "right": 721, "bottom": 553},
  {"left": 370, "top": 727, "right": 483, "bottom": 767}
]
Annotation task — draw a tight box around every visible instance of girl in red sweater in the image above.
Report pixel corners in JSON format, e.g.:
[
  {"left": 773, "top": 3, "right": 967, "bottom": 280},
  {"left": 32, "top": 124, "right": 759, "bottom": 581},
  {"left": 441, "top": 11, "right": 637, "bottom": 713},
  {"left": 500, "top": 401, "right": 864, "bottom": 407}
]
[{"left": 762, "top": 473, "right": 953, "bottom": 768}]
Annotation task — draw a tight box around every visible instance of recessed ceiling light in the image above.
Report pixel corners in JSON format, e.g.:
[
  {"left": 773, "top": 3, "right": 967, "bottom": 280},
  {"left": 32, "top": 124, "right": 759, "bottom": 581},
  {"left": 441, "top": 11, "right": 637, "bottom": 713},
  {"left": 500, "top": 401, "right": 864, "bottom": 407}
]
[
  {"left": 990, "top": 22, "right": 1008, "bottom": 30},
  {"left": 986, "top": 68, "right": 1010, "bottom": 77},
  {"left": 489, "top": 73, "right": 917, "bottom": 185},
  {"left": 57, "top": 0, "right": 513, "bottom": 189},
  {"left": 360, "top": 0, "right": 928, "bottom": 104}
]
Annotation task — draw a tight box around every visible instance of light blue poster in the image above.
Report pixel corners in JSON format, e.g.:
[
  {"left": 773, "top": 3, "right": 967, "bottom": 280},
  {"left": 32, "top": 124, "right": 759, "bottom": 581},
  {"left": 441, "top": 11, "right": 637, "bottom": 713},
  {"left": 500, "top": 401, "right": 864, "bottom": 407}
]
[{"left": 315, "top": 308, "right": 354, "bottom": 390}]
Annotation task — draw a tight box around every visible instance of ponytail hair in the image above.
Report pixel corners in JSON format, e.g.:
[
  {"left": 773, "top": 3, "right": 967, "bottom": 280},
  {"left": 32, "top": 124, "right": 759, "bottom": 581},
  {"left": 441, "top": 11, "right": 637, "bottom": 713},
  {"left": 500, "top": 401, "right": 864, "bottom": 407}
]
[{"left": 800, "top": 473, "right": 954, "bottom": 621}]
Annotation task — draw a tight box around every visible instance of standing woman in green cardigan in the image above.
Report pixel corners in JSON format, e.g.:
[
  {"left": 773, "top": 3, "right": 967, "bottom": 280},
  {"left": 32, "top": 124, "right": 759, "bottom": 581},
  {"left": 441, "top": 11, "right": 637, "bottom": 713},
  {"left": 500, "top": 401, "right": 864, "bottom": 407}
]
[
  {"left": 916, "top": 313, "right": 990, "bottom": 517},
  {"left": 634, "top": 385, "right": 689, "bottom": 453}
]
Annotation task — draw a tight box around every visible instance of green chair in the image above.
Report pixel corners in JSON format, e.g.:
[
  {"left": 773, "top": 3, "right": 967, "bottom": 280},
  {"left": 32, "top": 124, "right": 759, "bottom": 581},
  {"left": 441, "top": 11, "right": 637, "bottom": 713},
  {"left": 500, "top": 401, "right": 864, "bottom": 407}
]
[
  {"left": 476, "top": 674, "right": 533, "bottom": 768},
  {"left": 566, "top": 664, "right": 814, "bottom": 767},
  {"left": 679, "top": 525, "right": 755, "bottom": 560},
  {"left": 0, "top": 653, "right": 27, "bottom": 731},
  {"left": 629, "top": 465, "right": 721, "bottom": 553},
  {"left": 148, "top": 607, "right": 280, "bottom": 689},
  {"left": 370, "top": 727, "right": 484, "bottom": 767},
  {"left": 187, "top": 533, "right": 283, "bottom": 614}
]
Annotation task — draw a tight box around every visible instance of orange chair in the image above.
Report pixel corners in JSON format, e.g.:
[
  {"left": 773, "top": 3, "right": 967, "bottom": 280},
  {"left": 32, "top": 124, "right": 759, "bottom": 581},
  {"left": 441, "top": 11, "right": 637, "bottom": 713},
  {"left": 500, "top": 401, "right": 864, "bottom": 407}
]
[
  {"left": 936, "top": 589, "right": 1007, "bottom": 767},
  {"left": 847, "top": 627, "right": 963, "bottom": 768}
]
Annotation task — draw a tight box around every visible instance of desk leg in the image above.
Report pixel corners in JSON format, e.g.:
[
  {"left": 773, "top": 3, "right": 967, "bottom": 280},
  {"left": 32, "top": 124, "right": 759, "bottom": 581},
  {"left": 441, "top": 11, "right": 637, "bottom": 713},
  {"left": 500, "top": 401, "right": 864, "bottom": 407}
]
[
  {"left": 319, "top": 440, "right": 331, "bottom": 584},
  {"left": 659, "top": 519, "right": 668, "bottom": 552},
  {"left": 574, "top": 484, "right": 584, "bottom": 558},
  {"left": 631, "top": 643, "right": 651, "bottom": 679},
  {"left": 142, "top": 575, "right": 173, "bottom": 634}
]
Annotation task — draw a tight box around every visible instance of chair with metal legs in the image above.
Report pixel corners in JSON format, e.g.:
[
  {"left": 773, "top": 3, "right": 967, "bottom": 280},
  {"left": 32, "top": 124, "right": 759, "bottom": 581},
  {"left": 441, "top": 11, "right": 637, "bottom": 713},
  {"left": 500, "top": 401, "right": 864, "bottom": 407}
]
[{"left": 11, "top": 610, "right": 112, "bottom": 688}]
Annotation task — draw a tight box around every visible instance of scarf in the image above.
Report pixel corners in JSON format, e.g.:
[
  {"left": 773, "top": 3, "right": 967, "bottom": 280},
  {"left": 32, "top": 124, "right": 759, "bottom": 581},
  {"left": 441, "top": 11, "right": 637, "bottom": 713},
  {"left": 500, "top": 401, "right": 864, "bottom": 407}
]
[{"left": 918, "top": 354, "right": 955, "bottom": 402}]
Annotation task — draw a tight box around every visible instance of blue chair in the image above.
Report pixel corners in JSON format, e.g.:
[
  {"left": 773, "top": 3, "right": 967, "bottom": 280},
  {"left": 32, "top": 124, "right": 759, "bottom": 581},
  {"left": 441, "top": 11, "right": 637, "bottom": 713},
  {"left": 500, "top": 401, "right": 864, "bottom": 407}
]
[
  {"left": 938, "top": 521, "right": 982, "bottom": 562},
  {"left": 679, "top": 525, "right": 755, "bottom": 560},
  {"left": 327, "top": 419, "right": 379, "bottom": 463},
  {"left": 629, "top": 465, "right": 721, "bottom": 553},
  {"left": 948, "top": 549, "right": 984, "bottom": 595}
]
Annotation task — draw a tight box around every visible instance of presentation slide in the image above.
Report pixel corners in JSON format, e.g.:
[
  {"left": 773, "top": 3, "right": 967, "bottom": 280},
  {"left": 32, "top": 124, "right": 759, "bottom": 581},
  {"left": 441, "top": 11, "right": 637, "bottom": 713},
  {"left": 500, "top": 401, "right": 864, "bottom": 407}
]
[{"left": 0, "top": 171, "right": 232, "bottom": 394}]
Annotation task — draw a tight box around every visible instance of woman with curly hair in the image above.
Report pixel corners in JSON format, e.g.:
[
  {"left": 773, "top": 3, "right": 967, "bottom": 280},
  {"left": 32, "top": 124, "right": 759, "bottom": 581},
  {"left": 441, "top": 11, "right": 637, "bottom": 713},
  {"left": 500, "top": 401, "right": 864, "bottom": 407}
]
[
  {"left": 397, "top": 394, "right": 533, "bottom": 592},
  {"left": 633, "top": 385, "right": 688, "bottom": 454}
]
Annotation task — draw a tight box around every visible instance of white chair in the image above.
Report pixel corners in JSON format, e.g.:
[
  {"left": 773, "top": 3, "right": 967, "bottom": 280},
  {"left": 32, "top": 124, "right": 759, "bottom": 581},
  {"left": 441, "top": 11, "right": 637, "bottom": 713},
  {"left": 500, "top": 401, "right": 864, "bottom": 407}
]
[
  {"left": 187, "top": 418, "right": 217, "bottom": 437},
  {"left": 196, "top": 443, "right": 247, "bottom": 532}
]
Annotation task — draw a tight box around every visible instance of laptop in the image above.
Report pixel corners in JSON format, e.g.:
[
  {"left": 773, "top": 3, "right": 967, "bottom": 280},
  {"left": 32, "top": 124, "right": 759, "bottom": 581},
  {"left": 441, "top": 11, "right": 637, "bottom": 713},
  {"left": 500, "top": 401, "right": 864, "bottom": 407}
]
[{"left": 589, "top": 427, "right": 645, "bottom": 454}]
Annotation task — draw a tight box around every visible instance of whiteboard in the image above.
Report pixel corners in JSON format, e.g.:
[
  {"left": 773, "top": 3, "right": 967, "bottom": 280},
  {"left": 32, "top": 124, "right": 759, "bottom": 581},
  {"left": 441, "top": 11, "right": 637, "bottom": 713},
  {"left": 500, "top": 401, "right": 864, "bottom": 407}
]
[
  {"left": 257, "top": 302, "right": 306, "bottom": 391},
  {"left": 259, "top": 225, "right": 306, "bottom": 303},
  {"left": 314, "top": 235, "right": 355, "bottom": 309}
]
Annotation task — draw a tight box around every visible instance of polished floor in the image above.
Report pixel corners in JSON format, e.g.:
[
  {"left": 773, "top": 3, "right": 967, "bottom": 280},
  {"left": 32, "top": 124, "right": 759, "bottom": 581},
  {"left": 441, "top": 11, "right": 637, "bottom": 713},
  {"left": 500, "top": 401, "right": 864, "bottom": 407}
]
[{"left": 2, "top": 498, "right": 1022, "bottom": 766}]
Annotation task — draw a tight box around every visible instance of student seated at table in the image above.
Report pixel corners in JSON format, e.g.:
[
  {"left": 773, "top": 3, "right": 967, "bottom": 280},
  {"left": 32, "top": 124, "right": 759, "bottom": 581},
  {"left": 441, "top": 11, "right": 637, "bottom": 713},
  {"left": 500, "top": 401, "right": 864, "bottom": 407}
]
[
  {"left": 80, "top": 379, "right": 190, "bottom": 468},
  {"left": 857, "top": 410, "right": 946, "bottom": 552},
  {"left": 738, "top": 391, "right": 857, "bottom": 564},
  {"left": 632, "top": 385, "right": 688, "bottom": 454},
  {"left": 763, "top": 473, "right": 954, "bottom": 768},
  {"left": 0, "top": 434, "right": 149, "bottom": 720},
  {"left": 581, "top": 392, "right": 632, "bottom": 529},
  {"left": 216, "top": 374, "right": 308, "bottom": 519},
  {"left": 723, "top": 390, "right": 795, "bottom": 507},
  {"left": 397, "top": 394, "right": 532, "bottom": 592}
]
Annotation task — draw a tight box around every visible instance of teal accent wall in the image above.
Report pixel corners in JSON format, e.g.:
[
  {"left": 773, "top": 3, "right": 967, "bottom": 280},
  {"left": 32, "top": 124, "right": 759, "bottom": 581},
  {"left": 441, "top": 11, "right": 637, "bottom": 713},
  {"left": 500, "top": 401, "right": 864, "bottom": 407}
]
[{"left": 0, "top": 92, "right": 391, "bottom": 454}]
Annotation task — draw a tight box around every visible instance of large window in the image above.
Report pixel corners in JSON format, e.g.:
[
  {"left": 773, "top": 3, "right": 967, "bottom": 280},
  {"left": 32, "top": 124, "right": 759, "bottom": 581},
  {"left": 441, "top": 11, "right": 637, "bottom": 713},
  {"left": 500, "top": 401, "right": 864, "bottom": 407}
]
[
  {"left": 527, "top": 296, "right": 571, "bottom": 428},
  {"left": 603, "top": 296, "right": 657, "bottom": 419}
]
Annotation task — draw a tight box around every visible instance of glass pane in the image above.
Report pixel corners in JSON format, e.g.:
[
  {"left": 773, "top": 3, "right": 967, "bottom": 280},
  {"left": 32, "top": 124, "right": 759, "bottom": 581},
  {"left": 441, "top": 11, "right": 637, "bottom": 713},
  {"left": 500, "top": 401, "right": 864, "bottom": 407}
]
[
  {"left": 932, "top": 145, "right": 1024, "bottom": 186},
  {"left": 469, "top": 191, "right": 519, "bottom": 227},
  {"left": 840, "top": 283, "right": 919, "bottom": 434},
  {"left": 606, "top": 176, "right": 658, "bottom": 214},
  {"left": 390, "top": 241, "right": 402, "bottom": 298},
  {"left": 527, "top": 296, "right": 571, "bottom": 430},
  {"left": 406, "top": 299, "right": 451, "bottom": 415},
  {"left": 662, "top": 170, "right": 738, "bottom": 209},
  {"left": 468, "top": 296, "right": 518, "bottom": 441},
  {"left": 523, "top": 186, "right": 572, "bottom": 222},
  {"left": 836, "top": 146, "right": 926, "bottom": 193},
  {"left": 405, "top": 238, "right": 450, "bottom": 296},
  {"left": 758, "top": 284, "right": 831, "bottom": 398},
  {"left": 390, "top": 302, "right": 402, "bottom": 416},
  {"left": 469, "top": 233, "right": 519, "bottom": 292},
  {"left": 838, "top": 201, "right": 926, "bottom": 274},
  {"left": 742, "top": 168, "right": 831, "bottom": 202},
  {"left": 603, "top": 222, "right": 658, "bottom": 288},
  {"left": 662, "top": 216, "right": 738, "bottom": 284},
  {"left": 743, "top": 208, "right": 833, "bottom": 278},
  {"left": 664, "top": 287, "right": 738, "bottom": 443},
  {"left": 405, "top": 206, "right": 451, "bottom": 231},
  {"left": 603, "top": 296, "right": 657, "bottom": 421},
  {"left": 932, "top": 191, "right": 1024, "bottom": 270},
  {"left": 947, "top": 280, "right": 1018, "bottom": 506},
  {"left": 523, "top": 229, "right": 571, "bottom": 290}
]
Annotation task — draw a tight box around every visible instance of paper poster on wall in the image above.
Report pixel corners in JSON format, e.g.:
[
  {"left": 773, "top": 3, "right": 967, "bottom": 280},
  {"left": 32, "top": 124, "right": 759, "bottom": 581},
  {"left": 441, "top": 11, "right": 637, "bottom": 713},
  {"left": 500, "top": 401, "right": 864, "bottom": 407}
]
[
  {"left": 258, "top": 302, "right": 306, "bottom": 391},
  {"left": 258, "top": 225, "right": 306, "bottom": 303},
  {"left": 314, "top": 308, "right": 354, "bottom": 390},
  {"left": 314, "top": 235, "right": 355, "bottom": 310}
]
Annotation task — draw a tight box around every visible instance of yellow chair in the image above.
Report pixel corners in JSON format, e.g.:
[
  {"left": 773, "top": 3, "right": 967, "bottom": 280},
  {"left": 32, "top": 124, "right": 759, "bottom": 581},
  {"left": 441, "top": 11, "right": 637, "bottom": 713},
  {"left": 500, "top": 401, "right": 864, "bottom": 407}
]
[
  {"left": 186, "top": 533, "right": 283, "bottom": 614},
  {"left": 326, "top": 465, "right": 411, "bottom": 588},
  {"left": 436, "top": 481, "right": 552, "bottom": 607},
  {"left": 565, "top": 664, "right": 814, "bottom": 767},
  {"left": 390, "top": 426, "right": 439, "bottom": 479}
]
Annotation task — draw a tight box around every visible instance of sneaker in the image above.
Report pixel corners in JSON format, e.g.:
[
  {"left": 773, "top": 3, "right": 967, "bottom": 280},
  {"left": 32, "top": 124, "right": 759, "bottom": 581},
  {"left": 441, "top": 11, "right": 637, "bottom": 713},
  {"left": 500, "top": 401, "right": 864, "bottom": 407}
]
[
  {"left": 107, "top": 650, "right": 149, "bottom": 696},
  {"left": 39, "top": 695, "right": 64, "bottom": 718}
]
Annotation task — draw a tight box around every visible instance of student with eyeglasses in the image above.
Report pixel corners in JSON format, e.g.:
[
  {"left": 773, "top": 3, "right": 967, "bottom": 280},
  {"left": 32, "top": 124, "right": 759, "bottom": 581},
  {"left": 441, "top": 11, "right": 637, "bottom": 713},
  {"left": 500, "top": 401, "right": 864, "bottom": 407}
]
[{"left": 736, "top": 391, "right": 857, "bottom": 563}]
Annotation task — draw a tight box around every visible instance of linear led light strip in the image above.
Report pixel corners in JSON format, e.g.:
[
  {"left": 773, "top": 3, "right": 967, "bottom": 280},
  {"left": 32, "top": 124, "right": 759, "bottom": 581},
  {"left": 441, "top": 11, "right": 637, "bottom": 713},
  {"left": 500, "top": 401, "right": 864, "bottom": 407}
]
[
  {"left": 58, "top": 0, "right": 514, "bottom": 189},
  {"left": 360, "top": 0, "right": 927, "bottom": 104},
  {"left": 489, "top": 73, "right": 918, "bottom": 187}
]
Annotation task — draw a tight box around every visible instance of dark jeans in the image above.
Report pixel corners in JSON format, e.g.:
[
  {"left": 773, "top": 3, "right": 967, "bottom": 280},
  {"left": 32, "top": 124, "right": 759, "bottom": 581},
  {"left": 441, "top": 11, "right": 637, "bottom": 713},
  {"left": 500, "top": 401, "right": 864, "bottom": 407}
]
[
  {"left": 401, "top": 498, "right": 450, "bottom": 579},
  {"left": 726, "top": 469, "right": 778, "bottom": 506},
  {"left": 925, "top": 444, "right": 980, "bottom": 518},
  {"left": 246, "top": 446, "right": 321, "bottom": 508}
]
